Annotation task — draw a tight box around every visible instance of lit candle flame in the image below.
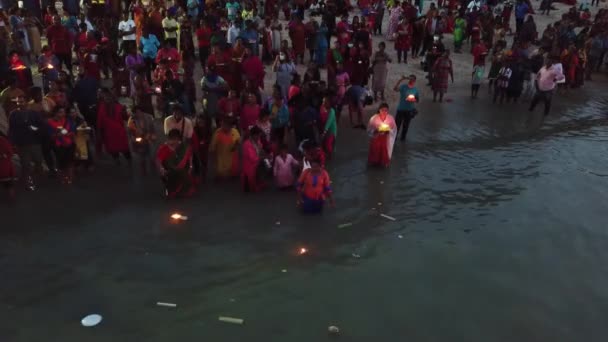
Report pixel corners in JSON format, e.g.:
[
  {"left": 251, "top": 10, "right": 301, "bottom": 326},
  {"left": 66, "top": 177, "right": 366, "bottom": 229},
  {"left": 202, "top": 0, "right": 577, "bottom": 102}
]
[
  {"left": 406, "top": 94, "right": 416, "bottom": 102},
  {"left": 171, "top": 213, "right": 182, "bottom": 220},
  {"left": 379, "top": 123, "right": 390, "bottom": 132},
  {"left": 47, "top": 64, "right": 54, "bottom": 69},
  {"left": 135, "top": 137, "right": 143, "bottom": 142},
  {"left": 298, "top": 247, "right": 308, "bottom": 255}
]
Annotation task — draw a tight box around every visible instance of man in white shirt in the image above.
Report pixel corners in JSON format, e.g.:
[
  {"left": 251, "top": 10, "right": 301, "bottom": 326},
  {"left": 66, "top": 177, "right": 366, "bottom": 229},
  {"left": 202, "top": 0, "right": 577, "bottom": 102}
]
[
  {"left": 118, "top": 12, "right": 136, "bottom": 56},
  {"left": 164, "top": 105, "right": 193, "bottom": 141},
  {"left": 162, "top": 11, "right": 179, "bottom": 48},
  {"left": 467, "top": 0, "right": 481, "bottom": 12},
  {"left": 529, "top": 59, "right": 564, "bottom": 117},
  {"left": 227, "top": 20, "right": 241, "bottom": 46}
]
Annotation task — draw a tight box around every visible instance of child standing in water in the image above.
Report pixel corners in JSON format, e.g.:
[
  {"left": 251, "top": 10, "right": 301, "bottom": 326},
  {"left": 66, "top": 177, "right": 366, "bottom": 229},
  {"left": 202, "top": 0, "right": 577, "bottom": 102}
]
[{"left": 273, "top": 143, "right": 299, "bottom": 189}]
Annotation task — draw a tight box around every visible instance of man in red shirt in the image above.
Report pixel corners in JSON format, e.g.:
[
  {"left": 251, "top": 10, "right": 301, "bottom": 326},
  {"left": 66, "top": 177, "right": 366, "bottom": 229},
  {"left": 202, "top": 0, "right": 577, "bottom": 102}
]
[
  {"left": 196, "top": 18, "right": 212, "bottom": 69},
  {"left": 45, "top": 15, "right": 74, "bottom": 77}
]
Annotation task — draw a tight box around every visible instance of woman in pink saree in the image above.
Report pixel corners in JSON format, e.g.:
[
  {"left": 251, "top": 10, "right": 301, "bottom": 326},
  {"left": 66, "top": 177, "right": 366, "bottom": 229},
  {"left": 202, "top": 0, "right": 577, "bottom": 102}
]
[{"left": 241, "top": 126, "right": 265, "bottom": 192}]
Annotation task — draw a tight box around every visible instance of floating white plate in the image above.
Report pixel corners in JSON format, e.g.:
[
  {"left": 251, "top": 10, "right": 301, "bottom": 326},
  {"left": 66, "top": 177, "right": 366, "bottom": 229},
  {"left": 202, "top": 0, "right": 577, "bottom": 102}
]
[{"left": 81, "top": 314, "right": 102, "bottom": 327}]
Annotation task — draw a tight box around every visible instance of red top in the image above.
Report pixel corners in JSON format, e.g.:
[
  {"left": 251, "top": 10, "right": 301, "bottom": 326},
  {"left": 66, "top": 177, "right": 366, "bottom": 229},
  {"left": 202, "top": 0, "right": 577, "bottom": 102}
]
[
  {"left": 218, "top": 97, "right": 241, "bottom": 117},
  {"left": 472, "top": 43, "right": 488, "bottom": 66},
  {"left": 155, "top": 48, "right": 181, "bottom": 72},
  {"left": 46, "top": 24, "right": 73, "bottom": 54},
  {"left": 195, "top": 27, "right": 212, "bottom": 48},
  {"left": 47, "top": 117, "right": 75, "bottom": 147}
]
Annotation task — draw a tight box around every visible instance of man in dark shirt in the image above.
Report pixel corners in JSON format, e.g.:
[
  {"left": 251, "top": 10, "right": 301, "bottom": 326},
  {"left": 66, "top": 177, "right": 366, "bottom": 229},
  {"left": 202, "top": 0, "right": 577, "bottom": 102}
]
[
  {"left": 9, "top": 96, "right": 45, "bottom": 190},
  {"left": 161, "top": 70, "right": 184, "bottom": 115},
  {"left": 73, "top": 73, "right": 100, "bottom": 127}
]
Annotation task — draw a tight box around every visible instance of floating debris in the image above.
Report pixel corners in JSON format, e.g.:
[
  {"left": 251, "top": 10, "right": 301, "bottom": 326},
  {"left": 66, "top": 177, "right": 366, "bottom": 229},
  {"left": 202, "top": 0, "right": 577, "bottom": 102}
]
[
  {"left": 380, "top": 214, "right": 396, "bottom": 221},
  {"left": 328, "top": 325, "right": 340, "bottom": 334},
  {"left": 351, "top": 253, "right": 361, "bottom": 259},
  {"left": 81, "top": 314, "right": 102, "bottom": 327},
  {"left": 229, "top": 298, "right": 236, "bottom": 303},
  {"left": 281, "top": 269, "right": 287, "bottom": 273},
  {"left": 276, "top": 221, "right": 281, "bottom": 225},
  {"left": 156, "top": 302, "right": 177, "bottom": 308},
  {"left": 219, "top": 316, "right": 244, "bottom": 325},
  {"left": 379, "top": 181, "right": 384, "bottom": 184},
  {"left": 338, "top": 222, "right": 353, "bottom": 229},
  {"left": 397, "top": 234, "right": 403, "bottom": 239},
  {"left": 377, "top": 202, "right": 383, "bottom": 206}
]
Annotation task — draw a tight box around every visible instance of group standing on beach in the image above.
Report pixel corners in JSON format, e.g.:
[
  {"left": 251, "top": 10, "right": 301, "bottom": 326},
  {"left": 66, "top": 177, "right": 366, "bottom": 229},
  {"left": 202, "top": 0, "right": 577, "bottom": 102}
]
[{"left": 0, "top": 0, "right": 607, "bottom": 212}]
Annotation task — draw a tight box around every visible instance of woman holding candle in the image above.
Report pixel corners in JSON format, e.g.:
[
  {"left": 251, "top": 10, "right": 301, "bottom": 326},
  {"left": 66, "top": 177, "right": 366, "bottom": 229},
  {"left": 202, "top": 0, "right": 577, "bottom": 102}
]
[
  {"left": 127, "top": 105, "right": 156, "bottom": 175},
  {"left": 47, "top": 106, "right": 76, "bottom": 184},
  {"left": 393, "top": 74, "right": 419, "bottom": 142},
  {"left": 156, "top": 129, "right": 195, "bottom": 199},
  {"left": 367, "top": 103, "right": 397, "bottom": 168}
]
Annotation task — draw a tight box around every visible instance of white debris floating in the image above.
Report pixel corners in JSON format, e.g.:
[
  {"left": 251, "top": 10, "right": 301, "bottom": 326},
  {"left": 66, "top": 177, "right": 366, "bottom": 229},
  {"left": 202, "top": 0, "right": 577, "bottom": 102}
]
[
  {"left": 219, "top": 316, "right": 244, "bottom": 324},
  {"left": 81, "top": 314, "right": 102, "bottom": 327},
  {"left": 380, "top": 214, "right": 396, "bottom": 221},
  {"left": 156, "top": 302, "right": 177, "bottom": 308}
]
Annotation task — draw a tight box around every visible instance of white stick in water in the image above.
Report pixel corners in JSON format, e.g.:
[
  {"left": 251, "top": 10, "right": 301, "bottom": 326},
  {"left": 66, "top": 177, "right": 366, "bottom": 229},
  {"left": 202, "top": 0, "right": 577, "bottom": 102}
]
[
  {"left": 380, "top": 214, "right": 396, "bottom": 221},
  {"left": 219, "top": 316, "right": 244, "bottom": 324},
  {"left": 156, "top": 302, "right": 177, "bottom": 307}
]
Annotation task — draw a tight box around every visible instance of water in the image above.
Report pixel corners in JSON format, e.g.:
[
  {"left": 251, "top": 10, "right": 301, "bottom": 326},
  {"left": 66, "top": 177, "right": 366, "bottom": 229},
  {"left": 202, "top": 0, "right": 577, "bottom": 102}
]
[{"left": 1, "top": 91, "right": 608, "bottom": 341}]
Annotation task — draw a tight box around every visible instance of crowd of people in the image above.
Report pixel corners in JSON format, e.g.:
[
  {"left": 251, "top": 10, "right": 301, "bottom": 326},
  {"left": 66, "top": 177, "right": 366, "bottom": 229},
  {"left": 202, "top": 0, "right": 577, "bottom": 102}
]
[{"left": 0, "top": 0, "right": 606, "bottom": 212}]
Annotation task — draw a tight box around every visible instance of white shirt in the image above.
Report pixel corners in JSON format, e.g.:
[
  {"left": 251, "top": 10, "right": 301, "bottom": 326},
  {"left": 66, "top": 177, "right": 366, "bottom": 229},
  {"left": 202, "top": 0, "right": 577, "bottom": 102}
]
[
  {"left": 227, "top": 26, "right": 240, "bottom": 45},
  {"left": 118, "top": 19, "right": 136, "bottom": 41},
  {"left": 164, "top": 116, "right": 193, "bottom": 139},
  {"left": 467, "top": 0, "right": 481, "bottom": 11},
  {"left": 162, "top": 18, "right": 179, "bottom": 39}
]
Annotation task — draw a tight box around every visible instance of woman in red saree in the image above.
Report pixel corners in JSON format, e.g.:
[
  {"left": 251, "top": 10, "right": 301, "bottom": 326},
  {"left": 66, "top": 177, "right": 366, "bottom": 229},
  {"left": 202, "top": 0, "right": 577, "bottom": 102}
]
[
  {"left": 0, "top": 132, "right": 16, "bottom": 199},
  {"left": 156, "top": 129, "right": 195, "bottom": 199},
  {"left": 96, "top": 89, "right": 131, "bottom": 162},
  {"left": 241, "top": 47, "right": 266, "bottom": 90},
  {"left": 367, "top": 103, "right": 397, "bottom": 168},
  {"left": 241, "top": 127, "right": 265, "bottom": 192},
  {"left": 289, "top": 17, "right": 307, "bottom": 64}
]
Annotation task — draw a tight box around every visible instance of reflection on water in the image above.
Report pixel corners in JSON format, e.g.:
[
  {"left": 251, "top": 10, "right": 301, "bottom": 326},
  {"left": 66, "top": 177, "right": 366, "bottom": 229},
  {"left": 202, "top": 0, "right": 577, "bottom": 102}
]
[{"left": 1, "top": 98, "right": 608, "bottom": 341}]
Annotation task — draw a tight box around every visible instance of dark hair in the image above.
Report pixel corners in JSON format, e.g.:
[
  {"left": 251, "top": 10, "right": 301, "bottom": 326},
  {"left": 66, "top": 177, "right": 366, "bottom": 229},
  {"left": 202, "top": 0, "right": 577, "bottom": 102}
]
[
  {"left": 259, "top": 108, "right": 270, "bottom": 118},
  {"left": 249, "top": 126, "right": 263, "bottom": 137},
  {"left": 309, "top": 157, "right": 322, "bottom": 166},
  {"left": 279, "top": 143, "right": 288, "bottom": 150},
  {"left": 303, "top": 139, "right": 318, "bottom": 150},
  {"left": 167, "top": 129, "right": 183, "bottom": 140},
  {"left": 29, "top": 86, "right": 42, "bottom": 97},
  {"left": 379, "top": 102, "right": 389, "bottom": 110},
  {"left": 53, "top": 105, "right": 66, "bottom": 116}
]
